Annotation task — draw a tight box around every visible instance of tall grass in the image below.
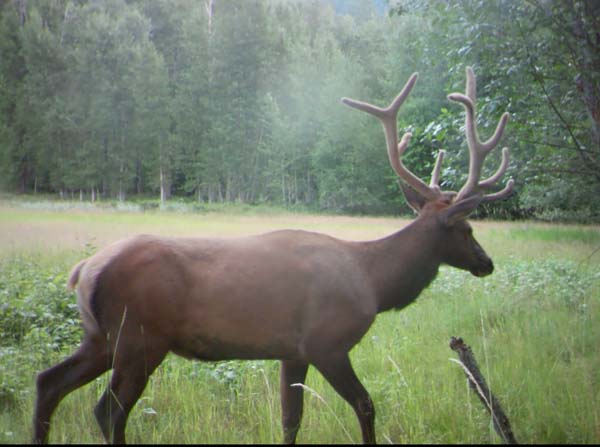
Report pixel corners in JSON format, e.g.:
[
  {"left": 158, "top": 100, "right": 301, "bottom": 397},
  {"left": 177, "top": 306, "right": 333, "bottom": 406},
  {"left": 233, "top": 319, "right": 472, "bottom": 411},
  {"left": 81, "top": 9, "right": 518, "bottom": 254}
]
[{"left": 0, "top": 205, "right": 599, "bottom": 443}]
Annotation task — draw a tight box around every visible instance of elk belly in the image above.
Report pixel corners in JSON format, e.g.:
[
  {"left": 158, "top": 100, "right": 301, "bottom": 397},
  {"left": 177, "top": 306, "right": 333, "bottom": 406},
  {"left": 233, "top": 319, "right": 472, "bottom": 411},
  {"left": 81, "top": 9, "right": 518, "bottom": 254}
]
[{"left": 170, "top": 333, "right": 299, "bottom": 361}]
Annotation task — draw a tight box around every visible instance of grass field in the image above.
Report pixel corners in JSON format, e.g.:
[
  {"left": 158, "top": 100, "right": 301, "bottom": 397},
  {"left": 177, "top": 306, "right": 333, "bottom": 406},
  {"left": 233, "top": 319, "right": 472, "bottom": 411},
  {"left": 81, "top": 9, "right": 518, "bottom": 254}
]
[{"left": 1, "top": 201, "right": 599, "bottom": 444}]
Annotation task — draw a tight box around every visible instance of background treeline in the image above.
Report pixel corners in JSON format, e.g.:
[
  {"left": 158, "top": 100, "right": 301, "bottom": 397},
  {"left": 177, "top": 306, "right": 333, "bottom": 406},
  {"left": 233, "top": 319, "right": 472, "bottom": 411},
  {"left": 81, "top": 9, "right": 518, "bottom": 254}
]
[{"left": 0, "top": 0, "right": 599, "bottom": 220}]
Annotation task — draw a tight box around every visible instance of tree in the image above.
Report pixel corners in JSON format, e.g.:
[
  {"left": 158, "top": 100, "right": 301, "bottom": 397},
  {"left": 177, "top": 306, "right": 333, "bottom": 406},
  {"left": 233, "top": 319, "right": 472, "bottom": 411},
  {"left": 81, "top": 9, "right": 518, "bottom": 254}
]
[{"left": 0, "top": 0, "right": 597, "bottom": 220}]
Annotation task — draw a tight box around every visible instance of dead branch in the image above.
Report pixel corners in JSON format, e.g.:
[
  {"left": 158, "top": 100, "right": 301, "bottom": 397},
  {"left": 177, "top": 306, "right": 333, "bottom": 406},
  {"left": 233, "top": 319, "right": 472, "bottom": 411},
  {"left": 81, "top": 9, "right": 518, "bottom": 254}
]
[{"left": 449, "top": 336, "right": 519, "bottom": 444}]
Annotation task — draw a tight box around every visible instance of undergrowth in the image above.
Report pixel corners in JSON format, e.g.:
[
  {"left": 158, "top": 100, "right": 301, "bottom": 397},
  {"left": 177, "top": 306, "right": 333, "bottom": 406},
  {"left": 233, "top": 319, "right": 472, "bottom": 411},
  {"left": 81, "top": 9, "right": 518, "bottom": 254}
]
[{"left": 0, "top": 218, "right": 599, "bottom": 443}]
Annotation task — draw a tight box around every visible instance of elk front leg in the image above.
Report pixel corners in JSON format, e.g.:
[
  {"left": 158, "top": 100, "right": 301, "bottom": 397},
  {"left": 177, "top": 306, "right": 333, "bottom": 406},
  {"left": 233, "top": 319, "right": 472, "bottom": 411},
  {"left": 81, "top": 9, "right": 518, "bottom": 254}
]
[
  {"left": 280, "top": 360, "right": 309, "bottom": 444},
  {"left": 313, "top": 354, "right": 376, "bottom": 444}
]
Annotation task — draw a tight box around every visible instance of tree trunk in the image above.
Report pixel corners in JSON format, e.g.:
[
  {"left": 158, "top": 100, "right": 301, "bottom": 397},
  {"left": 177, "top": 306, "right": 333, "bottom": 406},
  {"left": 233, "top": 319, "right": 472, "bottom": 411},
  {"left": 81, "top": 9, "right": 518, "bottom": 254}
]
[
  {"left": 206, "top": 0, "right": 215, "bottom": 37},
  {"left": 160, "top": 165, "right": 169, "bottom": 206},
  {"left": 570, "top": 1, "right": 600, "bottom": 179},
  {"left": 118, "top": 162, "right": 125, "bottom": 202},
  {"left": 534, "top": 0, "right": 600, "bottom": 185},
  {"left": 281, "top": 167, "right": 286, "bottom": 205},
  {"left": 136, "top": 159, "right": 143, "bottom": 194},
  {"left": 18, "top": 0, "right": 27, "bottom": 26},
  {"left": 225, "top": 173, "right": 232, "bottom": 202}
]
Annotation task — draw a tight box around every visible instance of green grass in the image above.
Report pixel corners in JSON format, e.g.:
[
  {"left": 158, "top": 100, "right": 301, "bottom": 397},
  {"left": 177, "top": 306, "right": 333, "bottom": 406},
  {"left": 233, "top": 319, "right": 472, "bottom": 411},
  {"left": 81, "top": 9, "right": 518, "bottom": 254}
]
[
  {"left": 497, "top": 224, "right": 600, "bottom": 244},
  {"left": 0, "top": 203, "right": 599, "bottom": 443}
]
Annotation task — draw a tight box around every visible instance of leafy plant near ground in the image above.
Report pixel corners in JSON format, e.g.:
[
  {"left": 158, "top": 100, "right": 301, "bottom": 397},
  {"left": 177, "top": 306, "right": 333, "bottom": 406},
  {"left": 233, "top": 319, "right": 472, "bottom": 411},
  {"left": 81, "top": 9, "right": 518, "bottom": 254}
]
[
  {"left": 0, "top": 257, "right": 80, "bottom": 411},
  {"left": 0, "top": 259, "right": 80, "bottom": 348}
]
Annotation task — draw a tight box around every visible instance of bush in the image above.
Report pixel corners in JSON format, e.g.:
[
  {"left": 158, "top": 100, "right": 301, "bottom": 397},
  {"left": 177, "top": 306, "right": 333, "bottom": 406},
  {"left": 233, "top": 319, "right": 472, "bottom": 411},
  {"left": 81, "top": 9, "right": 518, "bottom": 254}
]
[
  {"left": 0, "top": 256, "right": 84, "bottom": 407},
  {"left": 0, "top": 257, "right": 82, "bottom": 349}
]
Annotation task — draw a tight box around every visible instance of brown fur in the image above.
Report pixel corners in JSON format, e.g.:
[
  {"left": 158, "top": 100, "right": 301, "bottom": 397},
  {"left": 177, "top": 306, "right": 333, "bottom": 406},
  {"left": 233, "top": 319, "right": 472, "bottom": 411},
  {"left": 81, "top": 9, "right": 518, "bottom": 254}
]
[{"left": 67, "top": 260, "right": 86, "bottom": 290}]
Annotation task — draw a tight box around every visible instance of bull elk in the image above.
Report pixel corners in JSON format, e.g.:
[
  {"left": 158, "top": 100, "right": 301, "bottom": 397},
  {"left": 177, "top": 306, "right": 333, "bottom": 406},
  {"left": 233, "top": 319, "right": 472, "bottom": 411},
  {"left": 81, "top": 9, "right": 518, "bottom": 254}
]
[{"left": 33, "top": 67, "right": 513, "bottom": 444}]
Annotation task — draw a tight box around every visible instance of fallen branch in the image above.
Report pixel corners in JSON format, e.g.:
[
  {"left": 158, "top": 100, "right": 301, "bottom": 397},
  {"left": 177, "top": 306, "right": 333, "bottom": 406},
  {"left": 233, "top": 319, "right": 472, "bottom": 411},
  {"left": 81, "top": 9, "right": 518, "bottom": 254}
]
[{"left": 449, "top": 336, "right": 518, "bottom": 444}]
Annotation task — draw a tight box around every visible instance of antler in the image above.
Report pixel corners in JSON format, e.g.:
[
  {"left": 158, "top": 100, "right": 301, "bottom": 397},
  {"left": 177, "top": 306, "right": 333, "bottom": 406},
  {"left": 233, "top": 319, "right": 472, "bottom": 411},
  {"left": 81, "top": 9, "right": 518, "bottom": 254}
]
[
  {"left": 448, "top": 67, "right": 514, "bottom": 203},
  {"left": 342, "top": 74, "right": 444, "bottom": 202},
  {"left": 342, "top": 68, "right": 513, "bottom": 211}
]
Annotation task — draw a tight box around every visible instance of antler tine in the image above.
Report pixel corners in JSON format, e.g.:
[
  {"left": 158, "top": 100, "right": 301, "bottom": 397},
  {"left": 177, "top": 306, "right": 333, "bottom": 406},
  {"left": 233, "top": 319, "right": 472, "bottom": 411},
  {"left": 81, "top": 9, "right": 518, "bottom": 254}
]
[
  {"left": 430, "top": 149, "right": 460, "bottom": 203},
  {"left": 430, "top": 149, "right": 445, "bottom": 191},
  {"left": 449, "top": 67, "right": 512, "bottom": 203},
  {"left": 481, "top": 178, "right": 514, "bottom": 203},
  {"left": 479, "top": 147, "right": 509, "bottom": 189},
  {"left": 342, "top": 73, "right": 439, "bottom": 201}
]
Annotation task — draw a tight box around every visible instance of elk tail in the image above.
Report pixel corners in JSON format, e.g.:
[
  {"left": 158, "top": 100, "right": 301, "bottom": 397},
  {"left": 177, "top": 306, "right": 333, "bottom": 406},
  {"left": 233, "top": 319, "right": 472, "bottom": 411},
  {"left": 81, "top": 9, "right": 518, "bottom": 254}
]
[{"left": 67, "top": 259, "right": 87, "bottom": 290}]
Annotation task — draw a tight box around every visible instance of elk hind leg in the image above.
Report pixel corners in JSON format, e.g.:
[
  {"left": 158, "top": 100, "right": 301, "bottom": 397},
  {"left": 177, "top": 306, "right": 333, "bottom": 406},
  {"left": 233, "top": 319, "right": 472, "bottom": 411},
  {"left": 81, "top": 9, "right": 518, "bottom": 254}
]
[
  {"left": 94, "top": 344, "right": 167, "bottom": 444},
  {"left": 280, "top": 360, "right": 309, "bottom": 444},
  {"left": 33, "top": 337, "right": 110, "bottom": 444}
]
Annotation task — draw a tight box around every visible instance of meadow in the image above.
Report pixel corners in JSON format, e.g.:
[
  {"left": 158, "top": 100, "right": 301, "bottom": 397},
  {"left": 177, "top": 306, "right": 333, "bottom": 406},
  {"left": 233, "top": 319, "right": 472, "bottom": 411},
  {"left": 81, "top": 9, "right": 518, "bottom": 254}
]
[{"left": 1, "top": 201, "right": 599, "bottom": 444}]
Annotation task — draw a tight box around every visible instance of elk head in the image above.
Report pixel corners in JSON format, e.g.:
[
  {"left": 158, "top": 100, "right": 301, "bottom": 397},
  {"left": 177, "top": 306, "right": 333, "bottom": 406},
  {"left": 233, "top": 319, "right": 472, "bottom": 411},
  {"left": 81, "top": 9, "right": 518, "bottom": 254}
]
[{"left": 342, "top": 67, "right": 513, "bottom": 277}]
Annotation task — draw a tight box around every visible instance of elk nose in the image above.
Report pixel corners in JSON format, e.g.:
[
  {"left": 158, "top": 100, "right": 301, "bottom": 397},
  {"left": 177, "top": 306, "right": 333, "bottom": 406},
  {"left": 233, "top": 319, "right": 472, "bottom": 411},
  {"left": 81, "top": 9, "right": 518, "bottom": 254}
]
[
  {"left": 474, "top": 258, "right": 494, "bottom": 277},
  {"left": 470, "top": 256, "right": 493, "bottom": 277},
  {"left": 485, "top": 258, "right": 494, "bottom": 275}
]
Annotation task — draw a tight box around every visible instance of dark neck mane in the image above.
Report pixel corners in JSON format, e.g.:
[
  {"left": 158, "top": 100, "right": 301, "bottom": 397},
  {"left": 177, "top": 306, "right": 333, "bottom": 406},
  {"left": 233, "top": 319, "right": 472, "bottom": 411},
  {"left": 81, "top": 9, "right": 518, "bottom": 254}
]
[{"left": 358, "top": 217, "right": 443, "bottom": 313}]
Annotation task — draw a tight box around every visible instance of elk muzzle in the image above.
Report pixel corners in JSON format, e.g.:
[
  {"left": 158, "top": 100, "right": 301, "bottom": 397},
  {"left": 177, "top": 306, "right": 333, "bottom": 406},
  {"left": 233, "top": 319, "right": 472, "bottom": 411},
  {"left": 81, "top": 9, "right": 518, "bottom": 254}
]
[
  {"left": 471, "top": 257, "right": 494, "bottom": 277},
  {"left": 470, "top": 245, "right": 494, "bottom": 277}
]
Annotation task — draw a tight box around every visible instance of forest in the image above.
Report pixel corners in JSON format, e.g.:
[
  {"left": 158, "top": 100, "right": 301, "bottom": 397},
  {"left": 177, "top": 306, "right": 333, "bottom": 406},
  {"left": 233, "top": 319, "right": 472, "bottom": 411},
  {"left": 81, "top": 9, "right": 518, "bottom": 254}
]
[{"left": 1, "top": 0, "right": 599, "bottom": 221}]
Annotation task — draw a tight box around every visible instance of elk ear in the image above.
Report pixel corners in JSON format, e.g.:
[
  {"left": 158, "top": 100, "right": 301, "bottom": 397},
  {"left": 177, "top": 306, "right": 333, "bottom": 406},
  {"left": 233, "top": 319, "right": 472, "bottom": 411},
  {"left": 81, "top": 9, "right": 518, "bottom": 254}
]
[
  {"left": 439, "top": 194, "right": 483, "bottom": 226},
  {"left": 400, "top": 182, "right": 428, "bottom": 213}
]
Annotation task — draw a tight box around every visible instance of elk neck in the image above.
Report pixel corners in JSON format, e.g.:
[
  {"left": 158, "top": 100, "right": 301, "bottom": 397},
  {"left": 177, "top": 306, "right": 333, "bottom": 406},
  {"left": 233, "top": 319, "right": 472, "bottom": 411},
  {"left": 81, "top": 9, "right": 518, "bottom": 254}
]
[{"left": 357, "top": 214, "right": 444, "bottom": 313}]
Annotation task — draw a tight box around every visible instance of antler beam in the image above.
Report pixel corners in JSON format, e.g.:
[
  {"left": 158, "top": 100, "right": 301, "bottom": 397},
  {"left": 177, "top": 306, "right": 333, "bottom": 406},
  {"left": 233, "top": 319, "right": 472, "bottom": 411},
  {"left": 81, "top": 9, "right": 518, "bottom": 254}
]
[
  {"left": 342, "top": 74, "right": 443, "bottom": 202},
  {"left": 448, "top": 67, "right": 514, "bottom": 203}
]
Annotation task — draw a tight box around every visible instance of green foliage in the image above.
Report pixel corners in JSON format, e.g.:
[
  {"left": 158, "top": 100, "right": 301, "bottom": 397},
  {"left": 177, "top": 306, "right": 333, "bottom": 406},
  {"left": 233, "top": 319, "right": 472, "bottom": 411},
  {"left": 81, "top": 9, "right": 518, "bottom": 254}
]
[
  {"left": 0, "top": 256, "right": 83, "bottom": 409},
  {"left": 0, "top": 258, "right": 80, "bottom": 348},
  {"left": 0, "top": 0, "right": 598, "bottom": 220},
  {"left": 1, "top": 231, "right": 599, "bottom": 442}
]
